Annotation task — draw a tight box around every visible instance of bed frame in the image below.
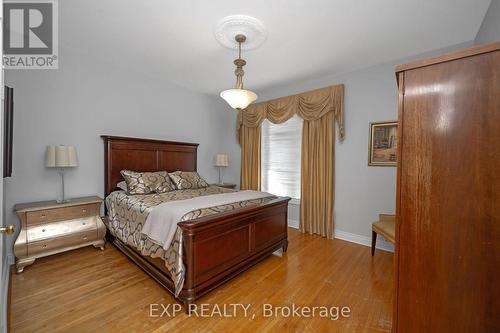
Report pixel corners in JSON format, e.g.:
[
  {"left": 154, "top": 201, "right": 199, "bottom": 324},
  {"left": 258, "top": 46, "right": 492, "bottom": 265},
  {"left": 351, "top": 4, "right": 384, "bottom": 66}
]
[{"left": 101, "top": 136, "right": 290, "bottom": 309}]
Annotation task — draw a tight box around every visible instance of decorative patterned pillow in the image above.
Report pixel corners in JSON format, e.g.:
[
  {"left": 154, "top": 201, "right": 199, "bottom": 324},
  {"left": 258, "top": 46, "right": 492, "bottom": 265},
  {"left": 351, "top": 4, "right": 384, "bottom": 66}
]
[
  {"left": 168, "top": 171, "right": 209, "bottom": 190},
  {"left": 117, "top": 181, "right": 128, "bottom": 192},
  {"left": 120, "top": 170, "right": 175, "bottom": 195}
]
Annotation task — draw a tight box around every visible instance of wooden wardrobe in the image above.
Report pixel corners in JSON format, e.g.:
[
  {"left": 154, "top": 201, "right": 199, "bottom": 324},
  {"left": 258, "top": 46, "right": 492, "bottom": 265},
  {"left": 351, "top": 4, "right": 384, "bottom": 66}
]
[{"left": 394, "top": 42, "right": 500, "bottom": 332}]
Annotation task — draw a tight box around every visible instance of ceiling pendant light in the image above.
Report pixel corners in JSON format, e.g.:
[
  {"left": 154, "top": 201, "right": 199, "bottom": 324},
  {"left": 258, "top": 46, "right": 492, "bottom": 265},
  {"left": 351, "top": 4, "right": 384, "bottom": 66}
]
[{"left": 220, "top": 34, "right": 258, "bottom": 110}]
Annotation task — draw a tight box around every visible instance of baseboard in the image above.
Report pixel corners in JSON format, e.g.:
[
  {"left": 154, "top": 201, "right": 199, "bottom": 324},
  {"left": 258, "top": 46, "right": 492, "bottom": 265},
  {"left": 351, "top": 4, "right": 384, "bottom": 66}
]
[
  {"left": 287, "top": 220, "right": 394, "bottom": 253},
  {"left": 1, "top": 254, "right": 10, "bottom": 333},
  {"left": 334, "top": 229, "right": 394, "bottom": 252}
]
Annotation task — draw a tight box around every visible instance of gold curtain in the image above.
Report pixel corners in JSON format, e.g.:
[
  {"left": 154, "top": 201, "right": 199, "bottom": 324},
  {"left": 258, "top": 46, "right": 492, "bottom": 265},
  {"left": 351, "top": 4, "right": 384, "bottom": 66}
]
[
  {"left": 238, "top": 84, "right": 344, "bottom": 238},
  {"left": 300, "top": 111, "right": 335, "bottom": 238},
  {"left": 240, "top": 125, "right": 261, "bottom": 190}
]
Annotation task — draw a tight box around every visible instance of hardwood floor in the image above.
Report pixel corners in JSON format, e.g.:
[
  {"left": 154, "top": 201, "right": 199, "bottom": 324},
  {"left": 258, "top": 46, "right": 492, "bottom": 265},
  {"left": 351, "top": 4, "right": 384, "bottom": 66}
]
[{"left": 10, "top": 228, "right": 393, "bottom": 333}]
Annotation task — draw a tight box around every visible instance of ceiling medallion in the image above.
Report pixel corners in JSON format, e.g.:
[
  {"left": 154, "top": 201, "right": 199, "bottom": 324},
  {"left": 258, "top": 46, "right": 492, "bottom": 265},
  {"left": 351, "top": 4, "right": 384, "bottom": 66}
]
[{"left": 214, "top": 15, "right": 267, "bottom": 51}]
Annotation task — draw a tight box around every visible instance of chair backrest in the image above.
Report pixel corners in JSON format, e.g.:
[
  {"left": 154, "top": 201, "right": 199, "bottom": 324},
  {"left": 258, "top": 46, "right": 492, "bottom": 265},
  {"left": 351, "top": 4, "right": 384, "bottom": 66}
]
[{"left": 378, "top": 214, "right": 395, "bottom": 222}]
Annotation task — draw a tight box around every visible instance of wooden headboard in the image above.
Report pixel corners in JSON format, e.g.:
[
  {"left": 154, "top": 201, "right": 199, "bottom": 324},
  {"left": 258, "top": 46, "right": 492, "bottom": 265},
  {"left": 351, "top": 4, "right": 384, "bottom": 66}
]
[{"left": 101, "top": 136, "right": 198, "bottom": 197}]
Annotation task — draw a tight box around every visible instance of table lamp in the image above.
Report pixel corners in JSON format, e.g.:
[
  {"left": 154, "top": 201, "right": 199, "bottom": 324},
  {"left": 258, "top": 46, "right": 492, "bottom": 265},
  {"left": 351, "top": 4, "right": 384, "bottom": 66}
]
[
  {"left": 45, "top": 145, "right": 78, "bottom": 203},
  {"left": 214, "top": 153, "right": 228, "bottom": 184}
]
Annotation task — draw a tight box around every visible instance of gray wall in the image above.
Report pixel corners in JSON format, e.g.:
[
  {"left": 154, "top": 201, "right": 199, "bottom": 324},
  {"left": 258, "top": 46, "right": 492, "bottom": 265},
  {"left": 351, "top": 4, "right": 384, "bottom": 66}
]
[
  {"left": 3, "top": 38, "right": 479, "bottom": 260},
  {"left": 475, "top": 0, "right": 500, "bottom": 44},
  {"left": 3, "top": 48, "right": 240, "bottom": 262},
  {"left": 255, "top": 42, "right": 473, "bottom": 241}
]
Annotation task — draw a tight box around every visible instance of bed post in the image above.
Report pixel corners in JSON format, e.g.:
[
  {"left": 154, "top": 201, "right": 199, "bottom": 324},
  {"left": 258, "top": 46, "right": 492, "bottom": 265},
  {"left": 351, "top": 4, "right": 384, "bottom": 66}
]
[
  {"left": 183, "top": 300, "right": 193, "bottom": 314},
  {"left": 282, "top": 240, "right": 288, "bottom": 252},
  {"left": 102, "top": 136, "right": 110, "bottom": 215}
]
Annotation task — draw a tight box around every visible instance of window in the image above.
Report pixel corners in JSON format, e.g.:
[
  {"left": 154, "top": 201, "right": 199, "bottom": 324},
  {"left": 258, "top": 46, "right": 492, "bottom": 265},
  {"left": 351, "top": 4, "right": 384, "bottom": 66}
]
[{"left": 261, "top": 115, "right": 302, "bottom": 200}]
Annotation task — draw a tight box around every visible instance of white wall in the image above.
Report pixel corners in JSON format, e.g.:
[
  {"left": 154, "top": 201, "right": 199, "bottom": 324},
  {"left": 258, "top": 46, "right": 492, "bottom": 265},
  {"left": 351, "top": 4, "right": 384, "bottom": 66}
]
[
  {"left": 475, "top": 0, "right": 500, "bottom": 45},
  {"left": 255, "top": 42, "right": 473, "bottom": 247},
  {"left": 3, "top": 48, "right": 240, "bottom": 262}
]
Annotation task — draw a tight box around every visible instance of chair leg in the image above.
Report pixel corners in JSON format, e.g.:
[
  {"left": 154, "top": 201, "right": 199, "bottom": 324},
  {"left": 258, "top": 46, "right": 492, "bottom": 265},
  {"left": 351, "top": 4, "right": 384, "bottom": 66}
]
[{"left": 371, "top": 230, "right": 377, "bottom": 256}]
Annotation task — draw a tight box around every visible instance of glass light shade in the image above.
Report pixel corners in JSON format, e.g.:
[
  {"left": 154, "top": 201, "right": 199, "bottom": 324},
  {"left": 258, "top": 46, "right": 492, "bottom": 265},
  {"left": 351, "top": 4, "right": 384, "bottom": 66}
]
[{"left": 220, "top": 89, "right": 258, "bottom": 110}]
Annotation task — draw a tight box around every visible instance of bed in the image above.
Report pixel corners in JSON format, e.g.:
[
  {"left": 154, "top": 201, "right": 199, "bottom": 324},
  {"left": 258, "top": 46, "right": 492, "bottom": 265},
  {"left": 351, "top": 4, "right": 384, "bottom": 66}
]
[{"left": 101, "top": 136, "right": 290, "bottom": 309}]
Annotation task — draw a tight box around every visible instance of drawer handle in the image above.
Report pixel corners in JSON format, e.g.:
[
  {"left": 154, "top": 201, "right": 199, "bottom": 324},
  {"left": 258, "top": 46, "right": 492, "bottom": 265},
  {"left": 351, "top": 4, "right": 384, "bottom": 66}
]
[
  {"left": 82, "top": 222, "right": 86, "bottom": 226},
  {"left": 83, "top": 235, "right": 88, "bottom": 240},
  {"left": 82, "top": 209, "right": 87, "bottom": 213},
  {"left": 41, "top": 214, "right": 46, "bottom": 218},
  {"left": 42, "top": 229, "right": 46, "bottom": 232},
  {"left": 42, "top": 244, "right": 47, "bottom": 248}
]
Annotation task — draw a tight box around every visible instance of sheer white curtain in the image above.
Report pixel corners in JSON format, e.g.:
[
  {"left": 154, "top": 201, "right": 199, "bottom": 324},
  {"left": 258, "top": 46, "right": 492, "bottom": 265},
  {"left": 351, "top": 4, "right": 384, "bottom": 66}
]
[{"left": 261, "top": 115, "right": 303, "bottom": 200}]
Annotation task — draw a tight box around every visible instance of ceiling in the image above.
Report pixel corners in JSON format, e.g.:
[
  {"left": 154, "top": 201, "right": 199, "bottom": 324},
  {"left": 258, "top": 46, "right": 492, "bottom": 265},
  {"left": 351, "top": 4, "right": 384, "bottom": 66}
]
[{"left": 62, "top": 0, "right": 491, "bottom": 95}]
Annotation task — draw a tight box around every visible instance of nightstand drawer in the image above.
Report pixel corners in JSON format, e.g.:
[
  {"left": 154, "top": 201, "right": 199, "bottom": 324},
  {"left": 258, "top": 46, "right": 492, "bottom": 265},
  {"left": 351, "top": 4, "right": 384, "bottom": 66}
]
[
  {"left": 26, "top": 204, "right": 97, "bottom": 225},
  {"left": 27, "top": 231, "right": 98, "bottom": 256},
  {"left": 27, "top": 217, "right": 97, "bottom": 242}
]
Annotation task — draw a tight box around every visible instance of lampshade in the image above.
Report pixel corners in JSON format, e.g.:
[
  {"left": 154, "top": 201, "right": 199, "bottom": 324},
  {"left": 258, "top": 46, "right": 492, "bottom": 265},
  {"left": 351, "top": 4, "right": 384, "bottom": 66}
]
[
  {"left": 214, "top": 153, "right": 229, "bottom": 167},
  {"left": 220, "top": 89, "right": 258, "bottom": 110},
  {"left": 45, "top": 145, "right": 78, "bottom": 168}
]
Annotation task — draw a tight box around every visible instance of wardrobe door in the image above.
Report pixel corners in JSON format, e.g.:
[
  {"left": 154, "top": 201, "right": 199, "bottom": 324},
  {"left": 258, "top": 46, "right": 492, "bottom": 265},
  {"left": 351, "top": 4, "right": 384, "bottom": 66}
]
[{"left": 396, "top": 51, "right": 500, "bottom": 332}]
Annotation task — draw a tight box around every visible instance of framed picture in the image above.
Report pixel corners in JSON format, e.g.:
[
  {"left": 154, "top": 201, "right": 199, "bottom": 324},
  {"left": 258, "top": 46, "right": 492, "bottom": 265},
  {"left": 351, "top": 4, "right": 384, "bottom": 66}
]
[{"left": 368, "top": 121, "right": 398, "bottom": 166}]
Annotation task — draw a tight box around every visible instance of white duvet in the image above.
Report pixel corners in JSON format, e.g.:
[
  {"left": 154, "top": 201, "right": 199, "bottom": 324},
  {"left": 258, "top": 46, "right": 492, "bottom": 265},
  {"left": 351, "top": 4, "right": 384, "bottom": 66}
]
[{"left": 141, "top": 190, "right": 274, "bottom": 250}]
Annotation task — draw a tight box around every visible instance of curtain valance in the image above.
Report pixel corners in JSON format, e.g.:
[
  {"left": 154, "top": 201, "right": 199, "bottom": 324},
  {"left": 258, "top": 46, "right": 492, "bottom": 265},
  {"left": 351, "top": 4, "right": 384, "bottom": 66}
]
[{"left": 237, "top": 84, "right": 344, "bottom": 142}]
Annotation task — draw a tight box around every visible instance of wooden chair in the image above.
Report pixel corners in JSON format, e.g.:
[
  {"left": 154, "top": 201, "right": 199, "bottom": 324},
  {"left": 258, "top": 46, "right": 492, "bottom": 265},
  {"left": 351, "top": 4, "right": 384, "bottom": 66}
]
[{"left": 371, "top": 214, "right": 395, "bottom": 256}]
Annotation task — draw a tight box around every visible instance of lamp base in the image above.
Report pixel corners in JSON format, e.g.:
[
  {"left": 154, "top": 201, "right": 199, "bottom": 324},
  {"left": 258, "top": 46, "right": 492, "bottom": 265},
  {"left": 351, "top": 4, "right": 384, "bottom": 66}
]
[{"left": 57, "top": 169, "right": 70, "bottom": 204}]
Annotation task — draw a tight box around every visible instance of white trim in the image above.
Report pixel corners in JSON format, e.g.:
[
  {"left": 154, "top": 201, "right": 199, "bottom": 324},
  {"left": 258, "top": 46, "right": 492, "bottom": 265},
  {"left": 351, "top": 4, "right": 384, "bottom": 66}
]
[
  {"left": 289, "top": 198, "right": 300, "bottom": 206},
  {"left": 287, "top": 221, "right": 394, "bottom": 253},
  {"left": 1, "top": 253, "right": 10, "bottom": 333},
  {"left": 6, "top": 254, "right": 14, "bottom": 266},
  {"left": 334, "top": 229, "right": 394, "bottom": 253}
]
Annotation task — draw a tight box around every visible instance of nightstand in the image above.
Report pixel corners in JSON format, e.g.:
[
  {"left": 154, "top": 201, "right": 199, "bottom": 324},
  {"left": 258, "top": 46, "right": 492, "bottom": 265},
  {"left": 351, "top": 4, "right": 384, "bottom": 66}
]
[
  {"left": 13, "top": 196, "right": 106, "bottom": 273},
  {"left": 212, "top": 183, "right": 237, "bottom": 189}
]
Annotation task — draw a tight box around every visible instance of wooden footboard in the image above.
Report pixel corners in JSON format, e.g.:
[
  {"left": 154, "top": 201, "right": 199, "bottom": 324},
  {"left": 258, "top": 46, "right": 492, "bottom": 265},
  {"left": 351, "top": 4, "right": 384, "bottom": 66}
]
[{"left": 179, "top": 197, "right": 290, "bottom": 304}]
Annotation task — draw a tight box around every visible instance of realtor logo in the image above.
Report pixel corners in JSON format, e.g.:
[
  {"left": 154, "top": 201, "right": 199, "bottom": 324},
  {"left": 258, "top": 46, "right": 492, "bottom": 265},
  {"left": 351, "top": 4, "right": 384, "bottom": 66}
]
[{"left": 3, "top": 0, "right": 58, "bottom": 69}]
